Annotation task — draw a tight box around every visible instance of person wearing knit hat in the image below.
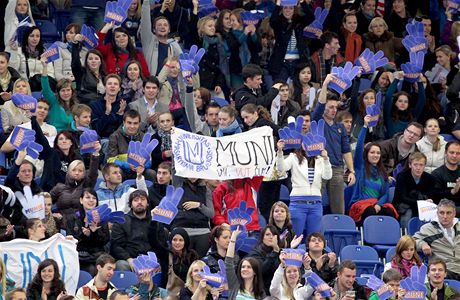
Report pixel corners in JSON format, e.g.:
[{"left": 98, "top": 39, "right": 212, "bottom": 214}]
[{"left": 169, "top": 227, "right": 199, "bottom": 283}]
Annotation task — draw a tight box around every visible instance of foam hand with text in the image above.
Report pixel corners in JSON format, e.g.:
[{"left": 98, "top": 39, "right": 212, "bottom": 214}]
[
  {"left": 365, "top": 91, "right": 382, "bottom": 128},
  {"left": 41, "top": 43, "right": 60, "bottom": 63},
  {"left": 198, "top": 0, "right": 218, "bottom": 17},
  {"left": 11, "top": 93, "right": 37, "bottom": 112},
  {"left": 447, "top": 0, "right": 460, "bottom": 13},
  {"left": 78, "top": 127, "right": 99, "bottom": 154},
  {"left": 306, "top": 272, "right": 332, "bottom": 297},
  {"left": 282, "top": 248, "right": 306, "bottom": 267},
  {"left": 9, "top": 126, "right": 43, "bottom": 160},
  {"left": 127, "top": 133, "right": 158, "bottom": 167},
  {"left": 217, "top": 259, "right": 227, "bottom": 285},
  {"left": 400, "top": 265, "right": 427, "bottom": 300},
  {"left": 366, "top": 275, "right": 394, "bottom": 300},
  {"left": 0, "top": 184, "right": 16, "bottom": 207},
  {"left": 133, "top": 252, "right": 161, "bottom": 276},
  {"left": 81, "top": 25, "right": 99, "bottom": 49},
  {"left": 278, "top": 116, "right": 304, "bottom": 149},
  {"left": 235, "top": 229, "right": 258, "bottom": 253},
  {"left": 227, "top": 201, "right": 254, "bottom": 231},
  {"left": 15, "top": 186, "right": 45, "bottom": 220},
  {"left": 303, "top": 7, "right": 329, "bottom": 39},
  {"left": 179, "top": 60, "right": 196, "bottom": 83},
  {"left": 240, "top": 10, "right": 265, "bottom": 27},
  {"left": 401, "top": 52, "right": 424, "bottom": 83},
  {"left": 355, "top": 49, "right": 389, "bottom": 75},
  {"left": 87, "top": 204, "right": 126, "bottom": 224},
  {"left": 302, "top": 119, "right": 326, "bottom": 157},
  {"left": 179, "top": 45, "right": 205, "bottom": 74},
  {"left": 402, "top": 21, "right": 428, "bottom": 54},
  {"left": 199, "top": 265, "right": 226, "bottom": 288},
  {"left": 328, "top": 62, "right": 361, "bottom": 94},
  {"left": 104, "top": 0, "right": 132, "bottom": 25},
  {"left": 152, "top": 185, "right": 184, "bottom": 224}
]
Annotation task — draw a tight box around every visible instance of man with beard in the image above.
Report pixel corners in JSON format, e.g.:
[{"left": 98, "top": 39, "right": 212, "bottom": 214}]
[{"left": 110, "top": 190, "right": 168, "bottom": 271}]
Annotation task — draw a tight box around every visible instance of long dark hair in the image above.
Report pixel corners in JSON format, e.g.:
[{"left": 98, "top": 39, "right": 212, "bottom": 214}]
[
  {"left": 84, "top": 49, "right": 106, "bottom": 77},
  {"left": 358, "top": 89, "right": 376, "bottom": 118},
  {"left": 392, "top": 91, "right": 413, "bottom": 121},
  {"left": 215, "top": 9, "right": 231, "bottom": 34},
  {"left": 291, "top": 62, "right": 313, "bottom": 107},
  {"left": 28, "top": 259, "right": 66, "bottom": 294},
  {"left": 121, "top": 59, "right": 145, "bottom": 82},
  {"left": 53, "top": 131, "right": 78, "bottom": 161},
  {"left": 55, "top": 79, "right": 77, "bottom": 112},
  {"left": 21, "top": 26, "right": 44, "bottom": 58},
  {"left": 363, "top": 142, "right": 388, "bottom": 181},
  {"left": 294, "top": 148, "right": 315, "bottom": 167},
  {"left": 236, "top": 257, "right": 265, "bottom": 299},
  {"left": 258, "top": 225, "right": 280, "bottom": 247},
  {"left": 112, "top": 27, "right": 137, "bottom": 59},
  {"left": 78, "top": 188, "right": 99, "bottom": 221}
]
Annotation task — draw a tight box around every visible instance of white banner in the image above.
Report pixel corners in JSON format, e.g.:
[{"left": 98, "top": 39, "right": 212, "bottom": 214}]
[
  {"left": 172, "top": 126, "right": 276, "bottom": 180},
  {"left": 0, "top": 234, "right": 79, "bottom": 294},
  {"left": 417, "top": 200, "right": 438, "bottom": 222}
]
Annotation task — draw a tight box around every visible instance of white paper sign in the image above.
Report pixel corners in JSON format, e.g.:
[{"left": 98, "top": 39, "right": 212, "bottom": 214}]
[
  {"left": 172, "top": 126, "right": 276, "bottom": 180},
  {"left": 0, "top": 234, "right": 79, "bottom": 294},
  {"left": 417, "top": 200, "right": 438, "bottom": 222}
]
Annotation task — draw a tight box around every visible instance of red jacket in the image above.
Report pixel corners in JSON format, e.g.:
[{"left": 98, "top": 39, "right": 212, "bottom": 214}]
[
  {"left": 212, "top": 177, "right": 263, "bottom": 231},
  {"left": 96, "top": 32, "right": 150, "bottom": 77}
]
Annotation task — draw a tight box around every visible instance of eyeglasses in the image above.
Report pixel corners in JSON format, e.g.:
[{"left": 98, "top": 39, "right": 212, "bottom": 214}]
[{"left": 405, "top": 128, "right": 420, "bottom": 137}]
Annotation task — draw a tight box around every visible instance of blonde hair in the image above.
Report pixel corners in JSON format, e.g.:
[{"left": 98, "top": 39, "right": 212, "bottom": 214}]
[
  {"left": 282, "top": 265, "right": 300, "bottom": 300},
  {"left": 68, "top": 160, "right": 85, "bottom": 174},
  {"left": 435, "top": 45, "right": 455, "bottom": 60},
  {"left": 13, "top": 78, "right": 32, "bottom": 95},
  {"left": 451, "top": 21, "right": 460, "bottom": 42},
  {"left": 0, "top": 257, "right": 6, "bottom": 296},
  {"left": 185, "top": 260, "right": 206, "bottom": 289},
  {"left": 197, "top": 17, "right": 215, "bottom": 38},
  {"left": 368, "top": 17, "right": 388, "bottom": 32}
]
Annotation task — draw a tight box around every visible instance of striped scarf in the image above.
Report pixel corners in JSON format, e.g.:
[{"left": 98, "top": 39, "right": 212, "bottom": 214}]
[{"left": 376, "top": 0, "right": 385, "bottom": 17}]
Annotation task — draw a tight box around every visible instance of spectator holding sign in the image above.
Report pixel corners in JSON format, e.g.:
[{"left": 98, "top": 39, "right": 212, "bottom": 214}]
[
  {"left": 26, "top": 259, "right": 66, "bottom": 300},
  {"left": 1, "top": 80, "right": 32, "bottom": 136},
  {"left": 179, "top": 260, "right": 221, "bottom": 300},
  {"left": 349, "top": 115, "right": 397, "bottom": 225},
  {"left": 9, "top": 26, "right": 55, "bottom": 92}
]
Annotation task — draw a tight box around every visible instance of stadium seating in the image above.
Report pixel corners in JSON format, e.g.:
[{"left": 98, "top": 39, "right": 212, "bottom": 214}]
[
  {"left": 363, "top": 216, "right": 401, "bottom": 257},
  {"left": 279, "top": 184, "right": 290, "bottom": 204},
  {"left": 340, "top": 245, "right": 384, "bottom": 277},
  {"left": 445, "top": 279, "right": 460, "bottom": 293},
  {"left": 321, "top": 214, "right": 361, "bottom": 255},
  {"left": 385, "top": 246, "right": 396, "bottom": 264},
  {"left": 407, "top": 217, "right": 428, "bottom": 235},
  {"left": 111, "top": 271, "right": 139, "bottom": 290},
  {"left": 35, "top": 19, "right": 60, "bottom": 43},
  {"left": 77, "top": 270, "right": 93, "bottom": 289}
]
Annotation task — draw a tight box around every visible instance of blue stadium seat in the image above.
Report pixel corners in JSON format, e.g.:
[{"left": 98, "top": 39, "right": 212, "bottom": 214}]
[
  {"left": 279, "top": 184, "right": 290, "bottom": 203},
  {"left": 363, "top": 216, "right": 401, "bottom": 257},
  {"left": 111, "top": 271, "right": 138, "bottom": 290},
  {"left": 35, "top": 20, "right": 60, "bottom": 43},
  {"left": 407, "top": 217, "right": 428, "bottom": 235},
  {"left": 32, "top": 92, "right": 43, "bottom": 99},
  {"left": 320, "top": 214, "right": 360, "bottom": 255},
  {"left": 340, "top": 245, "right": 384, "bottom": 277},
  {"left": 441, "top": 134, "right": 457, "bottom": 142},
  {"left": 445, "top": 279, "right": 460, "bottom": 293},
  {"left": 258, "top": 213, "right": 267, "bottom": 228},
  {"left": 385, "top": 246, "right": 396, "bottom": 263},
  {"left": 77, "top": 270, "right": 92, "bottom": 289},
  {"left": 0, "top": 175, "right": 6, "bottom": 185},
  {"left": 355, "top": 277, "right": 368, "bottom": 286}
]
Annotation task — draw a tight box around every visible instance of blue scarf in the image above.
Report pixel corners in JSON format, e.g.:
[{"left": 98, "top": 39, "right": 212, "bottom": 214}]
[{"left": 216, "top": 119, "right": 241, "bottom": 137}]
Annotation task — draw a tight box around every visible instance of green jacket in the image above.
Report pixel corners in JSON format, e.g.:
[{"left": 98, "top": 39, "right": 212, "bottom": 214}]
[
  {"left": 41, "top": 75, "right": 74, "bottom": 132},
  {"left": 426, "top": 283, "right": 457, "bottom": 300}
]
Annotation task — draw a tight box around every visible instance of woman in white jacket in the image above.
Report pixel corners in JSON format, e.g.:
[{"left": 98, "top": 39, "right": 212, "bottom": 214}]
[
  {"left": 416, "top": 119, "right": 447, "bottom": 173},
  {"left": 277, "top": 140, "right": 332, "bottom": 238},
  {"left": 4, "top": 0, "right": 35, "bottom": 52}
]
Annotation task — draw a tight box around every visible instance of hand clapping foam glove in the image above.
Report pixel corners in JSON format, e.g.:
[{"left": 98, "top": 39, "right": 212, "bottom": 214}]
[
  {"left": 227, "top": 201, "right": 254, "bottom": 231},
  {"left": 42, "top": 43, "right": 61, "bottom": 63},
  {"left": 104, "top": 0, "right": 133, "bottom": 25},
  {"left": 133, "top": 252, "right": 161, "bottom": 275},
  {"left": 15, "top": 186, "right": 45, "bottom": 219},
  {"left": 152, "top": 185, "right": 184, "bottom": 224},
  {"left": 400, "top": 265, "right": 427, "bottom": 300},
  {"left": 81, "top": 25, "right": 99, "bottom": 49},
  {"left": 365, "top": 92, "right": 382, "bottom": 128},
  {"left": 179, "top": 45, "right": 205, "bottom": 74},
  {"left": 278, "top": 116, "right": 305, "bottom": 150},
  {"left": 306, "top": 272, "right": 332, "bottom": 297},
  {"left": 235, "top": 229, "right": 258, "bottom": 253},
  {"left": 11, "top": 94, "right": 37, "bottom": 112},
  {"left": 9, "top": 126, "right": 43, "bottom": 159},
  {"left": 282, "top": 248, "right": 306, "bottom": 267},
  {"left": 366, "top": 275, "right": 394, "bottom": 300},
  {"left": 355, "top": 49, "right": 389, "bottom": 75},
  {"left": 240, "top": 10, "right": 265, "bottom": 26},
  {"left": 127, "top": 133, "right": 159, "bottom": 168},
  {"left": 303, "top": 7, "right": 329, "bottom": 39},
  {"left": 402, "top": 21, "right": 428, "bottom": 54},
  {"left": 86, "top": 204, "right": 126, "bottom": 224},
  {"left": 328, "top": 62, "right": 361, "bottom": 94},
  {"left": 401, "top": 51, "right": 425, "bottom": 83},
  {"left": 302, "top": 119, "right": 326, "bottom": 157},
  {"left": 199, "top": 265, "right": 226, "bottom": 288},
  {"left": 78, "top": 127, "right": 99, "bottom": 154}
]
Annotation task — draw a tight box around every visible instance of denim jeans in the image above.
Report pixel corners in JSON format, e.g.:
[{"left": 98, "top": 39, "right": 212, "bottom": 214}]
[
  {"left": 289, "top": 201, "right": 323, "bottom": 238},
  {"left": 71, "top": 6, "right": 105, "bottom": 30}
]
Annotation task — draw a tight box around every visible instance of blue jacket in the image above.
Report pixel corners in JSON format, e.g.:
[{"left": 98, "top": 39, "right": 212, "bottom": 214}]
[
  {"left": 350, "top": 126, "right": 389, "bottom": 206},
  {"left": 96, "top": 178, "right": 148, "bottom": 213}
]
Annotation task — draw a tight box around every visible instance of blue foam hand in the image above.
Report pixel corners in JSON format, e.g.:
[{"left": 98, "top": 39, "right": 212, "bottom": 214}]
[
  {"left": 189, "top": 45, "right": 206, "bottom": 73},
  {"left": 227, "top": 201, "right": 254, "bottom": 231},
  {"left": 366, "top": 275, "right": 394, "bottom": 300},
  {"left": 10, "top": 126, "right": 36, "bottom": 151},
  {"left": 87, "top": 204, "right": 126, "bottom": 224},
  {"left": 81, "top": 24, "right": 99, "bottom": 49},
  {"left": 302, "top": 119, "right": 326, "bottom": 157},
  {"left": 104, "top": 1, "right": 128, "bottom": 25},
  {"left": 86, "top": 204, "right": 109, "bottom": 223},
  {"left": 152, "top": 185, "right": 184, "bottom": 224},
  {"left": 365, "top": 91, "right": 382, "bottom": 127},
  {"left": 282, "top": 248, "right": 306, "bottom": 267},
  {"left": 217, "top": 259, "right": 227, "bottom": 284},
  {"left": 16, "top": 186, "right": 45, "bottom": 220},
  {"left": 328, "top": 62, "right": 360, "bottom": 94},
  {"left": 179, "top": 59, "right": 196, "bottom": 82},
  {"left": 104, "top": 1, "right": 118, "bottom": 23},
  {"left": 133, "top": 252, "right": 161, "bottom": 275},
  {"left": 400, "top": 268, "right": 427, "bottom": 300},
  {"left": 280, "top": 0, "right": 297, "bottom": 6},
  {"left": 306, "top": 272, "right": 332, "bottom": 297},
  {"left": 198, "top": 0, "right": 218, "bottom": 17},
  {"left": 278, "top": 116, "right": 305, "bottom": 149},
  {"left": 79, "top": 128, "right": 99, "bottom": 154},
  {"left": 355, "top": 49, "right": 389, "bottom": 75},
  {"left": 199, "top": 265, "right": 226, "bottom": 288},
  {"left": 401, "top": 52, "right": 424, "bottom": 83},
  {"left": 42, "top": 43, "right": 60, "bottom": 63},
  {"left": 371, "top": 50, "right": 389, "bottom": 69},
  {"left": 128, "top": 134, "right": 158, "bottom": 168},
  {"left": 25, "top": 141, "right": 43, "bottom": 160},
  {"left": 235, "top": 229, "right": 258, "bottom": 253},
  {"left": 447, "top": 0, "right": 460, "bottom": 13},
  {"left": 11, "top": 94, "right": 37, "bottom": 112},
  {"left": 402, "top": 34, "right": 428, "bottom": 54},
  {"left": 138, "top": 133, "right": 158, "bottom": 162},
  {"left": 303, "top": 7, "right": 329, "bottom": 39},
  {"left": 240, "top": 10, "right": 264, "bottom": 26},
  {"left": 118, "top": 0, "right": 133, "bottom": 11}
]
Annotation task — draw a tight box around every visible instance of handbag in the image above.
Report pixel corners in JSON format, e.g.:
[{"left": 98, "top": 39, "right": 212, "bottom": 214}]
[{"left": 166, "top": 254, "right": 184, "bottom": 300}]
